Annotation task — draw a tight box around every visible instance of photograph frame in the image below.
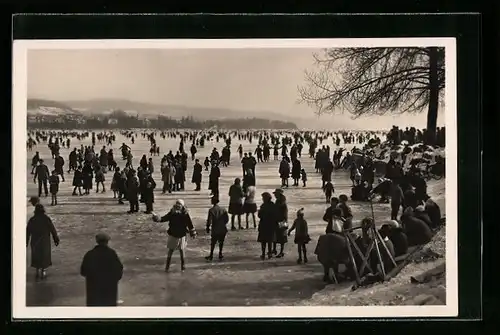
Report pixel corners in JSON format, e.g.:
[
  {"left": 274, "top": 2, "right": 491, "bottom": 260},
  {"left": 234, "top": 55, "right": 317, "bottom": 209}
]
[{"left": 9, "top": 12, "right": 482, "bottom": 328}]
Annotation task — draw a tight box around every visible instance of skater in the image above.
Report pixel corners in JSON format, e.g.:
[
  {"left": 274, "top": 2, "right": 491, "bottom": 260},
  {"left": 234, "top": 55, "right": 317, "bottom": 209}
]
[
  {"left": 34, "top": 159, "right": 50, "bottom": 197},
  {"left": 323, "top": 181, "right": 334, "bottom": 204},
  {"left": 208, "top": 160, "right": 221, "bottom": 198},
  {"left": 48, "top": 170, "right": 60, "bottom": 206},
  {"left": 228, "top": 178, "right": 244, "bottom": 230},
  {"left": 279, "top": 157, "right": 290, "bottom": 187},
  {"left": 127, "top": 170, "right": 140, "bottom": 214},
  {"left": 153, "top": 200, "right": 197, "bottom": 272},
  {"left": 191, "top": 159, "right": 203, "bottom": 191},
  {"left": 80, "top": 233, "right": 124, "bottom": 306},
  {"left": 82, "top": 162, "right": 94, "bottom": 195},
  {"left": 72, "top": 166, "right": 83, "bottom": 196},
  {"left": 243, "top": 184, "right": 257, "bottom": 229},
  {"left": 272, "top": 188, "right": 289, "bottom": 258},
  {"left": 95, "top": 165, "right": 106, "bottom": 193},
  {"left": 54, "top": 153, "right": 65, "bottom": 182},
  {"left": 26, "top": 204, "right": 60, "bottom": 280},
  {"left": 288, "top": 208, "right": 311, "bottom": 264},
  {"left": 205, "top": 196, "right": 230, "bottom": 261},
  {"left": 257, "top": 192, "right": 277, "bottom": 260},
  {"left": 143, "top": 172, "right": 156, "bottom": 214},
  {"left": 300, "top": 168, "right": 307, "bottom": 187}
]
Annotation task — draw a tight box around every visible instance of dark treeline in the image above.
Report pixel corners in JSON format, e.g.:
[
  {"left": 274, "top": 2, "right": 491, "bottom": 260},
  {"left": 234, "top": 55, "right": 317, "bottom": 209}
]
[{"left": 27, "top": 113, "right": 297, "bottom": 130}]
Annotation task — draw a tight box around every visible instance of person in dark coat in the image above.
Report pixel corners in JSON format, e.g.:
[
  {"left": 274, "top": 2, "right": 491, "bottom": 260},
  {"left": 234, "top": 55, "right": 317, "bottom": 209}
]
[
  {"left": 228, "top": 178, "right": 244, "bottom": 230},
  {"left": 321, "top": 159, "right": 334, "bottom": 189},
  {"left": 279, "top": 157, "right": 290, "bottom": 187},
  {"left": 29, "top": 196, "right": 39, "bottom": 207},
  {"left": 54, "top": 153, "right": 65, "bottom": 182},
  {"left": 288, "top": 208, "right": 311, "bottom": 264},
  {"left": 424, "top": 196, "right": 442, "bottom": 229},
  {"left": 401, "top": 211, "right": 433, "bottom": 247},
  {"left": 48, "top": 170, "right": 60, "bottom": 206},
  {"left": 137, "top": 167, "right": 147, "bottom": 202},
  {"left": 153, "top": 199, "right": 197, "bottom": 272},
  {"left": 143, "top": 172, "right": 156, "bottom": 214},
  {"left": 390, "top": 180, "right": 404, "bottom": 220},
  {"left": 82, "top": 162, "right": 94, "bottom": 195},
  {"left": 34, "top": 159, "right": 50, "bottom": 197},
  {"left": 80, "top": 233, "right": 123, "bottom": 306},
  {"left": 140, "top": 154, "right": 148, "bottom": 171},
  {"left": 380, "top": 220, "right": 409, "bottom": 257},
  {"left": 257, "top": 192, "right": 277, "bottom": 260},
  {"left": 272, "top": 188, "right": 289, "bottom": 257},
  {"left": 127, "top": 170, "right": 140, "bottom": 214},
  {"left": 26, "top": 204, "right": 60, "bottom": 279},
  {"left": 414, "top": 205, "right": 433, "bottom": 229},
  {"left": 72, "top": 166, "right": 83, "bottom": 196},
  {"left": 208, "top": 161, "right": 221, "bottom": 198},
  {"left": 191, "top": 159, "right": 203, "bottom": 191},
  {"left": 205, "top": 196, "right": 230, "bottom": 261},
  {"left": 291, "top": 159, "right": 302, "bottom": 186}
]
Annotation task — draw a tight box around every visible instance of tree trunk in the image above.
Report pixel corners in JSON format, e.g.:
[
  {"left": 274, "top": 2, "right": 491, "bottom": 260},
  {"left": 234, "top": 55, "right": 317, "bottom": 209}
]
[{"left": 426, "top": 47, "right": 439, "bottom": 146}]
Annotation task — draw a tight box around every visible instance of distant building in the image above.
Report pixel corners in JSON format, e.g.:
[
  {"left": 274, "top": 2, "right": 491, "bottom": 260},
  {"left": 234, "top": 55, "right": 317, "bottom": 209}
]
[{"left": 108, "top": 118, "right": 118, "bottom": 125}]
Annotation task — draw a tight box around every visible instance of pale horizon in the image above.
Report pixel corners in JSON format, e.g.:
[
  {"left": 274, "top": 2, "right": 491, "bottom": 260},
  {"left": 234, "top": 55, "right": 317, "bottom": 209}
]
[{"left": 27, "top": 48, "right": 443, "bottom": 129}]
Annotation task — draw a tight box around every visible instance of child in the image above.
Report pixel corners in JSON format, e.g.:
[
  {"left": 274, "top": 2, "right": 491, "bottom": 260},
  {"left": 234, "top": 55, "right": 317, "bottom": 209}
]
[
  {"left": 49, "top": 170, "right": 60, "bottom": 206},
  {"left": 323, "top": 181, "right": 334, "bottom": 203},
  {"left": 300, "top": 168, "right": 307, "bottom": 187},
  {"left": 338, "top": 194, "right": 353, "bottom": 230},
  {"left": 288, "top": 208, "right": 311, "bottom": 264},
  {"left": 204, "top": 157, "right": 210, "bottom": 171}
]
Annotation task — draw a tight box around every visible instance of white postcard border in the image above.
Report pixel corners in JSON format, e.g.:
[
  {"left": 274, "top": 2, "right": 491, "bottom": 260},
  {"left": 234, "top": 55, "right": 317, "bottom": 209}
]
[{"left": 12, "top": 38, "right": 458, "bottom": 319}]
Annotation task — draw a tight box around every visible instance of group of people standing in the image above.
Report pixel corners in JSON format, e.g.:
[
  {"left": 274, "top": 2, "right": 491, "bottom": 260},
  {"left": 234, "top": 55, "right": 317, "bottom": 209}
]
[{"left": 26, "top": 126, "right": 444, "bottom": 306}]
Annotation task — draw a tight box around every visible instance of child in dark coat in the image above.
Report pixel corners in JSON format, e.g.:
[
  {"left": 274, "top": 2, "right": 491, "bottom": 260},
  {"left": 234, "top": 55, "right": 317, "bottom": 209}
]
[
  {"left": 288, "top": 208, "right": 311, "bottom": 264},
  {"left": 49, "top": 170, "right": 60, "bottom": 206},
  {"left": 300, "top": 168, "right": 307, "bottom": 187}
]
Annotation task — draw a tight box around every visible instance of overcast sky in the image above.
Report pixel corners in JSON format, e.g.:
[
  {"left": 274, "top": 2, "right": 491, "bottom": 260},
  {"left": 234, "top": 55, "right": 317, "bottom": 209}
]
[{"left": 27, "top": 48, "right": 439, "bottom": 129}]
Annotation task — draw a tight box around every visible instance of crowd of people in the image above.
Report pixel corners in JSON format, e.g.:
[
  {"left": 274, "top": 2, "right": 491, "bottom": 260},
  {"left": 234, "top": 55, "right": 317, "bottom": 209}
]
[{"left": 26, "top": 126, "right": 445, "bottom": 305}]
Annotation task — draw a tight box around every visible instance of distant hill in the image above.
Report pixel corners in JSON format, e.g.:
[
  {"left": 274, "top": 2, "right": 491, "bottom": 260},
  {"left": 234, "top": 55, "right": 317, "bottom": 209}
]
[
  {"left": 27, "top": 98, "right": 354, "bottom": 130},
  {"left": 62, "top": 98, "right": 296, "bottom": 122},
  {"left": 27, "top": 99, "right": 82, "bottom": 117}
]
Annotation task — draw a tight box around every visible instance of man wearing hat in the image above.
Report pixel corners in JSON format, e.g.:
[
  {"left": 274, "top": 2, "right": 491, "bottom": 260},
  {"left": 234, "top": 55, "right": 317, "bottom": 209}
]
[
  {"left": 80, "top": 233, "right": 124, "bottom": 306},
  {"left": 257, "top": 191, "right": 277, "bottom": 260},
  {"left": 29, "top": 196, "right": 40, "bottom": 207},
  {"left": 33, "top": 159, "right": 50, "bottom": 197}
]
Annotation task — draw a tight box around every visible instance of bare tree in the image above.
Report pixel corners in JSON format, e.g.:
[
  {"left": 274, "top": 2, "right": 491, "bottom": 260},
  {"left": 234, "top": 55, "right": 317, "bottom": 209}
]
[{"left": 298, "top": 47, "right": 445, "bottom": 144}]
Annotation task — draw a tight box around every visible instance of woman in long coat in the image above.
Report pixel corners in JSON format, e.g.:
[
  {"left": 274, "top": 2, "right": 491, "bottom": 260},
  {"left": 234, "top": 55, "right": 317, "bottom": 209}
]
[
  {"left": 191, "top": 159, "right": 203, "bottom": 191},
  {"left": 26, "top": 204, "right": 60, "bottom": 279},
  {"left": 291, "top": 158, "right": 302, "bottom": 186},
  {"left": 257, "top": 192, "right": 277, "bottom": 260},
  {"left": 82, "top": 162, "right": 94, "bottom": 195},
  {"left": 228, "top": 178, "right": 244, "bottom": 230},
  {"left": 272, "top": 189, "right": 289, "bottom": 257},
  {"left": 161, "top": 161, "right": 175, "bottom": 194}
]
